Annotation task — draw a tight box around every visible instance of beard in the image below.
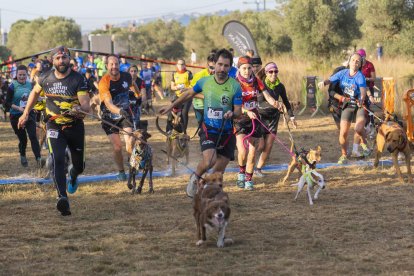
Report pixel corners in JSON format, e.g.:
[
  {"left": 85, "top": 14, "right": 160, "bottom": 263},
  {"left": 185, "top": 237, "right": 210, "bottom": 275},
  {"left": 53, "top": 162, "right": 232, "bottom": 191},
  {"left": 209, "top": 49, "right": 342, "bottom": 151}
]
[
  {"left": 216, "top": 71, "right": 228, "bottom": 81},
  {"left": 56, "top": 64, "right": 69, "bottom": 73},
  {"left": 109, "top": 68, "right": 119, "bottom": 77}
]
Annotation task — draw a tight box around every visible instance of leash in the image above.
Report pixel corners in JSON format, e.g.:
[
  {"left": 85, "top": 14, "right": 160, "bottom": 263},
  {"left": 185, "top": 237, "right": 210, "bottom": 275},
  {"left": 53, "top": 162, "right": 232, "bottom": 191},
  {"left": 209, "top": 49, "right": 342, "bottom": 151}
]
[
  {"left": 242, "top": 118, "right": 256, "bottom": 150},
  {"left": 206, "top": 118, "right": 228, "bottom": 169}
]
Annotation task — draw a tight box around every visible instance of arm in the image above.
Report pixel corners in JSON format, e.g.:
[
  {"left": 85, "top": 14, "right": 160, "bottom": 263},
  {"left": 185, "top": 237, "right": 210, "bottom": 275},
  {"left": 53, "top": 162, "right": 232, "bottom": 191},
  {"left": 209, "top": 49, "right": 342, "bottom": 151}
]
[
  {"left": 159, "top": 88, "right": 196, "bottom": 115},
  {"left": 262, "top": 90, "right": 280, "bottom": 109},
  {"left": 5, "top": 84, "right": 15, "bottom": 111},
  {"left": 17, "top": 84, "right": 42, "bottom": 129}
]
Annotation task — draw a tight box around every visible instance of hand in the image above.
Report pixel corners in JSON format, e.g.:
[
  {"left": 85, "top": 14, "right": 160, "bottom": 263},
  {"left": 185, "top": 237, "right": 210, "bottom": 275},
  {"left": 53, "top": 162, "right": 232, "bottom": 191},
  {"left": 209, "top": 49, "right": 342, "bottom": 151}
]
[
  {"left": 177, "top": 84, "right": 185, "bottom": 90},
  {"left": 70, "top": 105, "right": 85, "bottom": 119},
  {"left": 318, "top": 81, "right": 325, "bottom": 90},
  {"left": 119, "top": 109, "right": 130, "bottom": 118},
  {"left": 223, "top": 111, "right": 233, "bottom": 119},
  {"left": 368, "top": 95, "right": 375, "bottom": 103},
  {"left": 159, "top": 105, "right": 172, "bottom": 116},
  {"left": 246, "top": 110, "right": 257, "bottom": 120},
  {"left": 17, "top": 112, "right": 28, "bottom": 129}
]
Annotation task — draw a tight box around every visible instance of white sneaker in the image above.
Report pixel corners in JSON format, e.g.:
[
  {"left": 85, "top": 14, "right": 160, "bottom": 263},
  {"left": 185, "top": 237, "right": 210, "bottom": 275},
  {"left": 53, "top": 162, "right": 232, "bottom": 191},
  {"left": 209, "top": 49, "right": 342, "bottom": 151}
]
[{"left": 186, "top": 173, "right": 199, "bottom": 198}]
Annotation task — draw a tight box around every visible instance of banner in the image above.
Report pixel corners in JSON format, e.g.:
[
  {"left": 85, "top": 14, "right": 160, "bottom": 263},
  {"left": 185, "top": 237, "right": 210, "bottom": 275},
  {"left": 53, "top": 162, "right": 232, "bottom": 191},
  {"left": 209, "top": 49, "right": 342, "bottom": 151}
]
[{"left": 222, "top": 20, "right": 259, "bottom": 57}]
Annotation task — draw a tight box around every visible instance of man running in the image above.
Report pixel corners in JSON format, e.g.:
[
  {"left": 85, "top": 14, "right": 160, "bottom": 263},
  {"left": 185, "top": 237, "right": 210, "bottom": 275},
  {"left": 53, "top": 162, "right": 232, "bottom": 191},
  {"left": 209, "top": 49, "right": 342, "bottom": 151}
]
[
  {"left": 18, "top": 46, "right": 90, "bottom": 216},
  {"left": 99, "top": 55, "right": 139, "bottom": 181},
  {"left": 159, "top": 48, "right": 242, "bottom": 198}
]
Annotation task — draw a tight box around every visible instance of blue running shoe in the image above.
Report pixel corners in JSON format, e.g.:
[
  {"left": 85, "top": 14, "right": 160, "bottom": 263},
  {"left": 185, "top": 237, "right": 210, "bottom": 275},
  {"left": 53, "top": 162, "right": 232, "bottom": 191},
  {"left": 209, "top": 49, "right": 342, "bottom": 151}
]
[
  {"left": 245, "top": 180, "right": 254, "bottom": 191},
  {"left": 117, "top": 171, "right": 127, "bottom": 181},
  {"left": 236, "top": 173, "right": 245, "bottom": 189},
  {"left": 67, "top": 171, "right": 79, "bottom": 194}
]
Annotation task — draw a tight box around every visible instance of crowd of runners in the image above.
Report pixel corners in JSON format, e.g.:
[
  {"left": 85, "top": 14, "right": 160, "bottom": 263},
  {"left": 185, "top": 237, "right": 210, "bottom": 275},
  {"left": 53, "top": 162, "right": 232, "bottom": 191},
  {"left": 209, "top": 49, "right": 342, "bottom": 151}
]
[{"left": 0, "top": 44, "right": 377, "bottom": 216}]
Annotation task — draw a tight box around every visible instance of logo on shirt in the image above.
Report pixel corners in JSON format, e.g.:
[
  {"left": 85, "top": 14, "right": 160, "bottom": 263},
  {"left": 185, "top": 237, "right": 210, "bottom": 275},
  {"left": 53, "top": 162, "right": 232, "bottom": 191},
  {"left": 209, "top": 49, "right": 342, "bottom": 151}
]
[
  {"left": 221, "top": 95, "right": 230, "bottom": 106},
  {"left": 122, "top": 81, "right": 128, "bottom": 89}
]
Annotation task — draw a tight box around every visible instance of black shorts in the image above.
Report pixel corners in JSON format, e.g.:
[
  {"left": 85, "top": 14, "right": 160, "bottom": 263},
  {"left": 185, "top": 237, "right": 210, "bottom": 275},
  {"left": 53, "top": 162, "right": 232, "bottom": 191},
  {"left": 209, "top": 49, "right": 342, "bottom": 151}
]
[
  {"left": 101, "top": 117, "right": 133, "bottom": 135},
  {"left": 235, "top": 117, "right": 262, "bottom": 138},
  {"left": 329, "top": 105, "right": 342, "bottom": 126},
  {"left": 260, "top": 113, "right": 280, "bottom": 135},
  {"left": 341, "top": 105, "right": 366, "bottom": 123},
  {"left": 199, "top": 127, "right": 236, "bottom": 161}
]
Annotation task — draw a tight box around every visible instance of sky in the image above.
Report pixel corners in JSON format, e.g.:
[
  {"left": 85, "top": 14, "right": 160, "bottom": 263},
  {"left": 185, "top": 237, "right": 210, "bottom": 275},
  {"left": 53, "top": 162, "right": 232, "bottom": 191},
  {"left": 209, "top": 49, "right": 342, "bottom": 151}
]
[{"left": 0, "top": 0, "right": 277, "bottom": 33}]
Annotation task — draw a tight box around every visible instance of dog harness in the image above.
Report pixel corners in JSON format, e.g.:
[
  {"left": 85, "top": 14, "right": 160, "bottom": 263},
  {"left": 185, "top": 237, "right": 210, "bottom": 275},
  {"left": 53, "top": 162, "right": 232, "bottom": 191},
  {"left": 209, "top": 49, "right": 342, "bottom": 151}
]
[
  {"left": 303, "top": 169, "right": 317, "bottom": 185},
  {"left": 130, "top": 144, "right": 152, "bottom": 170},
  {"left": 168, "top": 130, "right": 187, "bottom": 157}
]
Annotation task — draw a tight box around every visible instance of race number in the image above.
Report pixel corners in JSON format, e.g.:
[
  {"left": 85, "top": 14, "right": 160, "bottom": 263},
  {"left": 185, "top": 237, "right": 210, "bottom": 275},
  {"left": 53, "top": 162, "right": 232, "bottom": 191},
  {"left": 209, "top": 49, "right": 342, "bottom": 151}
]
[
  {"left": 207, "top": 107, "right": 223, "bottom": 119},
  {"left": 344, "top": 85, "right": 355, "bottom": 98},
  {"left": 243, "top": 101, "right": 256, "bottom": 110},
  {"left": 47, "top": 130, "right": 59, "bottom": 139}
]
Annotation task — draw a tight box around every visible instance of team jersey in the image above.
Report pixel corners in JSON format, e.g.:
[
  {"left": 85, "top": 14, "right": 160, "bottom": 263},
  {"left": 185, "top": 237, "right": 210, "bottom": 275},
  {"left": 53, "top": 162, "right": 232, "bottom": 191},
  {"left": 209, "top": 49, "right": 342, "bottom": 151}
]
[
  {"left": 140, "top": 68, "right": 154, "bottom": 86},
  {"left": 37, "top": 69, "right": 88, "bottom": 124},
  {"left": 172, "top": 70, "right": 193, "bottom": 97},
  {"left": 329, "top": 69, "right": 366, "bottom": 101},
  {"left": 99, "top": 72, "right": 133, "bottom": 120},
  {"left": 361, "top": 60, "right": 375, "bottom": 89},
  {"left": 193, "top": 75, "right": 242, "bottom": 133},
  {"left": 237, "top": 75, "right": 265, "bottom": 111},
  {"left": 191, "top": 68, "right": 211, "bottom": 109},
  {"left": 7, "top": 80, "right": 33, "bottom": 116}
]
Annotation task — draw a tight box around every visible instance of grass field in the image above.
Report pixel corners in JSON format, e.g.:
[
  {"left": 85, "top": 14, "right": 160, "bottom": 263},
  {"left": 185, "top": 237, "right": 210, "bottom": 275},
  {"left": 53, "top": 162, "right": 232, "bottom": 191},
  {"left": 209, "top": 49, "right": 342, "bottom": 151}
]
[{"left": 1, "top": 102, "right": 414, "bottom": 275}]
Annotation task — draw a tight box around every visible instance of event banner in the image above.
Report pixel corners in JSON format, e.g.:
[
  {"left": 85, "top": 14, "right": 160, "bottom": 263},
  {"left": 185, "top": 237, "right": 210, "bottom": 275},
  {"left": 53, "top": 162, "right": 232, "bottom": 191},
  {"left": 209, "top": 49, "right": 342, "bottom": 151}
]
[{"left": 222, "top": 20, "right": 259, "bottom": 57}]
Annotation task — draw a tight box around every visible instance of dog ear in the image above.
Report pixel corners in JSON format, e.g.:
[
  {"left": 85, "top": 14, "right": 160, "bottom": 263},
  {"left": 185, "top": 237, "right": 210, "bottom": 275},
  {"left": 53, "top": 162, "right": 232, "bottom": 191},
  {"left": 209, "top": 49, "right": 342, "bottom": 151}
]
[
  {"left": 316, "top": 145, "right": 322, "bottom": 152},
  {"left": 144, "top": 132, "right": 152, "bottom": 140},
  {"left": 385, "top": 131, "right": 391, "bottom": 141}
]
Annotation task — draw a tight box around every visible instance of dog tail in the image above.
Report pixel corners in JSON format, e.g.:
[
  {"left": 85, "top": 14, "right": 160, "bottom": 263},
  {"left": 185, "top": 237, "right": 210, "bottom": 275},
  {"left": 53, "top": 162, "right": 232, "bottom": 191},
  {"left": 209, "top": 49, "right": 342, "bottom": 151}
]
[{"left": 155, "top": 116, "right": 169, "bottom": 137}]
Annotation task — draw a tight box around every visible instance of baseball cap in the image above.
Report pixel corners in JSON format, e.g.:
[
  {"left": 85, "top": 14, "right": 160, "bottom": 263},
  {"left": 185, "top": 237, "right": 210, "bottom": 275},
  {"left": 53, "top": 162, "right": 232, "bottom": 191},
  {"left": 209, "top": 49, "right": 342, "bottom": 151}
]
[
  {"left": 50, "top": 46, "right": 71, "bottom": 58},
  {"left": 356, "top": 49, "right": 366, "bottom": 58}
]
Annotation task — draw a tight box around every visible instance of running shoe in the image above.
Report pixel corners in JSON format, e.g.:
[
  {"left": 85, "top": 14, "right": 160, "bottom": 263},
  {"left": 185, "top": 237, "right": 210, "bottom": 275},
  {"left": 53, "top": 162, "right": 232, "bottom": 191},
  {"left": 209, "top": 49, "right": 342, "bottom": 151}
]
[
  {"left": 236, "top": 173, "right": 245, "bottom": 188},
  {"left": 186, "top": 173, "right": 199, "bottom": 198},
  {"left": 117, "top": 171, "right": 127, "bottom": 181},
  {"left": 350, "top": 151, "right": 362, "bottom": 158},
  {"left": 37, "top": 157, "right": 46, "bottom": 169},
  {"left": 67, "top": 170, "right": 79, "bottom": 194},
  {"left": 245, "top": 180, "right": 254, "bottom": 191},
  {"left": 360, "top": 143, "right": 372, "bottom": 157},
  {"left": 56, "top": 197, "right": 71, "bottom": 216},
  {"left": 254, "top": 169, "right": 264, "bottom": 178},
  {"left": 20, "top": 156, "right": 28, "bottom": 167},
  {"left": 337, "top": 155, "right": 348, "bottom": 165}
]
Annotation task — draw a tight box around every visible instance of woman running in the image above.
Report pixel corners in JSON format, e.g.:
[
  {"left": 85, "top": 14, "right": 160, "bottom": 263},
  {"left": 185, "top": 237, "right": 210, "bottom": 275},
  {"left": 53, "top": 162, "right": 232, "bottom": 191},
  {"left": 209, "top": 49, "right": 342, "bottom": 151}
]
[{"left": 255, "top": 62, "right": 297, "bottom": 176}]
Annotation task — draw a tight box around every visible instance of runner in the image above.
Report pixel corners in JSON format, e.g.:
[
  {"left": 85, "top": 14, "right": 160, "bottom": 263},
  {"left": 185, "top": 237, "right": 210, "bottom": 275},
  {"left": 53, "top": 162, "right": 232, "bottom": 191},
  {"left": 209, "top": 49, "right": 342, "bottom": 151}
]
[
  {"left": 190, "top": 51, "right": 216, "bottom": 125},
  {"left": 170, "top": 59, "right": 193, "bottom": 133},
  {"left": 18, "top": 46, "right": 90, "bottom": 216},
  {"left": 128, "top": 64, "right": 145, "bottom": 128},
  {"left": 99, "top": 55, "right": 140, "bottom": 181},
  {"left": 159, "top": 48, "right": 242, "bottom": 198},
  {"left": 318, "top": 52, "right": 369, "bottom": 164},
  {"left": 255, "top": 62, "right": 297, "bottom": 176},
  {"left": 6, "top": 65, "right": 43, "bottom": 167}
]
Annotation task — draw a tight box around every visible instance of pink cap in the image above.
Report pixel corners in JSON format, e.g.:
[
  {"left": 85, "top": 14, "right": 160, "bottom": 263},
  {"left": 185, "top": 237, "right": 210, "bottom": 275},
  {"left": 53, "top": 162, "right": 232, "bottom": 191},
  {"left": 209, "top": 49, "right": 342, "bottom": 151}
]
[{"left": 356, "top": 49, "right": 366, "bottom": 58}]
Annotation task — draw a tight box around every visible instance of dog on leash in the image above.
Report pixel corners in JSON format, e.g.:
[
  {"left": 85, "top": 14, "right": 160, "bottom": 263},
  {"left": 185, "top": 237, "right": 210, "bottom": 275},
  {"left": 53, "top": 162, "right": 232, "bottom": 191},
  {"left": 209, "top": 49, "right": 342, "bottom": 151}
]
[
  {"left": 128, "top": 121, "right": 154, "bottom": 194},
  {"left": 156, "top": 115, "right": 190, "bottom": 176},
  {"left": 193, "top": 172, "right": 233, "bottom": 248},
  {"left": 374, "top": 120, "right": 412, "bottom": 183},
  {"left": 292, "top": 170, "right": 325, "bottom": 205},
  {"left": 282, "top": 145, "right": 322, "bottom": 184}
]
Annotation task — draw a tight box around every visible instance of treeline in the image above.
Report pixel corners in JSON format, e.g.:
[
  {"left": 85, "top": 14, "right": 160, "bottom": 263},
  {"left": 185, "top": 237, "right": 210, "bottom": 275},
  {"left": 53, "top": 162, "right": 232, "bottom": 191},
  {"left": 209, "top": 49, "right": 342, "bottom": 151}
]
[{"left": 4, "top": 0, "right": 414, "bottom": 61}]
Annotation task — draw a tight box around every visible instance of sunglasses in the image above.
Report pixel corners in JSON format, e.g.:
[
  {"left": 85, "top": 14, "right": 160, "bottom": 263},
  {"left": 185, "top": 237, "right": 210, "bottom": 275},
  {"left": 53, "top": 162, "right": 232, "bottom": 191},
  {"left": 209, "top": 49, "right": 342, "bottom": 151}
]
[
  {"left": 208, "top": 65, "right": 215, "bottom": 70},
  {"left": 177, "top": 63, "right": 185, "bottom": 65},
  {"left": 267, "top": 70, "right": 279, "bottom": 74}
]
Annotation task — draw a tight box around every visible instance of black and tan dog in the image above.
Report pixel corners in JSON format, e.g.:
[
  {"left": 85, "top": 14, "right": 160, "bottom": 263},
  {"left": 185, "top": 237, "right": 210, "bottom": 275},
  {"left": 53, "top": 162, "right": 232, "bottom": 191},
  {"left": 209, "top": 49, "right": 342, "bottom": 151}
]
[
  {"left": 128, "top": 122, "right": 154, "bottom": 194},
  {"left": 374, "top": 120, "right": 412, "bottom": 183},
  {"left": 282, "top": 145, "right": 322, "bottom": 184},
  {"left": 193, "top": 172, "right": 233, "bottom": 248},
  {"left": 156, "top": 115, "right": 190, "bottom": 176}
]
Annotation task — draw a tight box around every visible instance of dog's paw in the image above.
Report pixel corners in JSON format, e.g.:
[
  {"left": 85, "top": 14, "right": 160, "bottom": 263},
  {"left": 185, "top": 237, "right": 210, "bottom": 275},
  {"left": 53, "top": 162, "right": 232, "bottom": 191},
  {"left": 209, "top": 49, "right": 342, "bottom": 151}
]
[
  {"left": 136, "top": 186, "right": 142, "bottom": 194},
  {"left": 196, "top": 240, "right": 204, "bottom": 246},
  {"left": 149, "top": 188, "right": 154, "bottom": 194},
  {"left": 217, "top": 239, "right": 225, "bottom": 248}
]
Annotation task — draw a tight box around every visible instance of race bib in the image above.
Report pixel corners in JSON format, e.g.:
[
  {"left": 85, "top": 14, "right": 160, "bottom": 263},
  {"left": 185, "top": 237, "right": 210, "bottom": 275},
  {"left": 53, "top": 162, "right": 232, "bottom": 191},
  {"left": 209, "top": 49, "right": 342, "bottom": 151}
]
[
  {"left": 243, "top": 101, "right": 257, "bottom": 110},
  {"left": 47, "top": 129, "right": 59, "bottom": 139},
  {"left": 344, "top": 85, "right": 355, "bottom": 98},
  {"left": 207, "top": 107, "right": 223, "bottom": 119}
]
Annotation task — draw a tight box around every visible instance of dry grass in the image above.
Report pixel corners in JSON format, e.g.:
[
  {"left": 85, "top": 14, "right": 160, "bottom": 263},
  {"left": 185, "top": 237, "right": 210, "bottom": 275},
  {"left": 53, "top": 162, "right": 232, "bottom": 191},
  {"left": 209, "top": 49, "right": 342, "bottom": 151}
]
[{"left": 1, "top": 104, "right": 414, "bottom": 275}]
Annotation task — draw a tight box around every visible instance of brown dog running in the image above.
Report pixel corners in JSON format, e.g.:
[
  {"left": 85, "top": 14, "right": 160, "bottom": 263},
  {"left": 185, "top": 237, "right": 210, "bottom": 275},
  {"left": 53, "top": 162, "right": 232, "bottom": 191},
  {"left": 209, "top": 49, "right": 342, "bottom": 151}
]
[
  {"left": 193, "top": 172, "right": 233, "bottom": 248},
  {"left": 282, "top": 145, "right": 322, "bottom": 184},
  {"left": 374, "top": 121, "right": 412, "bottom": 183},
  {"left": 156, "top": 116, "right": 190, "bottom": 176},
  {"left": 128, "top": 127, "right": 154, "bottom": 194}
]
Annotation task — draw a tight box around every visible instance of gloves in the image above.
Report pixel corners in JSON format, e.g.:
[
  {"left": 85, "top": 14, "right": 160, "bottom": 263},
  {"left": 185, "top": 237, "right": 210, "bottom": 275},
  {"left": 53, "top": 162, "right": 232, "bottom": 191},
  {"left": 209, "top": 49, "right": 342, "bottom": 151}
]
[
  {"left": 177, "top": 84, "right": 185, "bottom": 90},
  {"left": 119, "top": 109, "right": 130, "bottom": 118}
]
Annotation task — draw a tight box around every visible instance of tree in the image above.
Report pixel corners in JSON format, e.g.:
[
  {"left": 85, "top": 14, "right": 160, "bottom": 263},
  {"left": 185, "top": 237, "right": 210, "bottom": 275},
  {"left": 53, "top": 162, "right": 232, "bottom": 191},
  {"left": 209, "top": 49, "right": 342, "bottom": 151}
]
[
  {"left": 0, "top": 46, "right": 12, "bottom": 61},
  {"left": 284, "top": 0, "right": 360, "bottom": 59},
  {"left": 356, "top": 0, "right": 414, "bottom": 56},
  {"left": 7, "top": 17, "right": 82, "bottom": 57}
]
